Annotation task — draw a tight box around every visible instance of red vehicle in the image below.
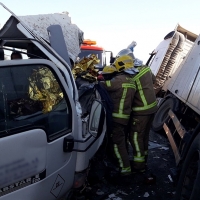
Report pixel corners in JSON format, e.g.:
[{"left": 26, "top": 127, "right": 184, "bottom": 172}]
[{"left": 79, "top": 40, "right": 107, "bottom": 69}]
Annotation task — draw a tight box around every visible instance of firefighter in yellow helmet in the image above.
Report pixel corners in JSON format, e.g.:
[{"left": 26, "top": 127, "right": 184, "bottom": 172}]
[
  {"left": 97, "top": 65, "right": 117, "bottom": 81},
  {"left": 100, "top": 55, "right": 138, "bottom": 175},
  {"left": 103, "top": 65, "right": 117, "bottom": 74},
  {"left": 128, "top": 58, "right": 157, "bottom": 173},
  {"left": 101, "top": 65, "right": 117, "bottom": 81}
]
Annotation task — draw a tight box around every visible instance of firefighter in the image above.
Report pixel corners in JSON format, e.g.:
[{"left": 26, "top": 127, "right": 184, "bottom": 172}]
[
  {"left": 101, "top": 55, "right": 138, "bottom": 175},
  {"left": 102, "top": 65, "right": 118, "bottom": 80},
  {"left": 129, "top": 58, "right": 157, "bottom": 173},
  {"left": 97, "top": 65, "right": 117, "bottom": 81}
]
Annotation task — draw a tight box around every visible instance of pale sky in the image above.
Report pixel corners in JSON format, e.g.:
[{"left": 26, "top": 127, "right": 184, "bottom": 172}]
[{"left": 1, "top": 0, "right": 200, "bottom": 63}]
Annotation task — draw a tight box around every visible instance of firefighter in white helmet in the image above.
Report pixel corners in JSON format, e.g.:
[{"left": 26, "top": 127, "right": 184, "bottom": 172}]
[{"left": 128, "top": 58, "right": 157, "bottom": 173}]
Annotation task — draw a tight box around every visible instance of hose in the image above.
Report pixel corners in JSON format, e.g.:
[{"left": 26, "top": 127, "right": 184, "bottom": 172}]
[{"left": 154, "top": 32, "right": 185, "bottom": 94}]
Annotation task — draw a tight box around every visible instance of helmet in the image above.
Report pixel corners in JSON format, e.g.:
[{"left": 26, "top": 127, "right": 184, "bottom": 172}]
[
  {"left": 113, "top": 55, "right": 134, "bottom": 72},
  {"left": 127, "top": 41, "right": 137, "bottom": 50},
  {"left": 134, "top": 58, "right": 143, "bottom": 67},
  {"left": 102, "top": 65, "right": 117, "bottom": 74},
  {"left": 116, "top": 49, "right": 135, "bottom": 59}
]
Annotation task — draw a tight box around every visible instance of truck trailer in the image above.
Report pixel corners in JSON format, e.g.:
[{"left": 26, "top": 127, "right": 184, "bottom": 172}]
[{"left": 149, "top": 24, "right": 200, "bottom": 199}]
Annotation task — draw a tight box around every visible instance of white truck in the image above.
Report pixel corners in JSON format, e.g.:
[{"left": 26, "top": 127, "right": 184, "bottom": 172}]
[
  {"left": 149, "top": 24, "right": 200, "bottom": 199},
  {"left": 0, "top": 3, "right": 106, "bottom": 200}
]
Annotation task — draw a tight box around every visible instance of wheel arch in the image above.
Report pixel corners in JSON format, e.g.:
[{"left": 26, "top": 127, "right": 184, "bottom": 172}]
[{"left": 157, "top": 93, "right": 179, "bottom": 110}]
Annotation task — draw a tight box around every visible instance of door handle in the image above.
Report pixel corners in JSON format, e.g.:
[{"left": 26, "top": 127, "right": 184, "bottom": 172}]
[{"left": 63, "top": 135, "right": 74, "bottom": 152}]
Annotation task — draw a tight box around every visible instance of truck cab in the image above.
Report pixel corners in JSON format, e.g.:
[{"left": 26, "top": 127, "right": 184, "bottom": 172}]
[
  {"left": 79, "top": 40, "right": 106, "bottom": 70},
  {"left": 148, "top": 24, "right": 197, "bottom": 96},
  {"left": 0, "top": 3, "right": 106, "bottom": 200},
  {"left": 148, "top": 24, "right": 200, "bottom": 199}
]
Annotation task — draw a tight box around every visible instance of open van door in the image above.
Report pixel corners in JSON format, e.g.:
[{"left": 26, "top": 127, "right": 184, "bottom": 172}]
[
  {"left": 75, "top": 93, "right": 106, "bottom": 172},
  {"left": 0, "top": 59, "right": 78, "bottom": 200}
]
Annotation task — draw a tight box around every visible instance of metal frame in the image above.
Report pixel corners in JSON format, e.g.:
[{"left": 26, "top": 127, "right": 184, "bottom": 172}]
[{"left": 164, "top": 123, "right": 181, "bottom": 165}]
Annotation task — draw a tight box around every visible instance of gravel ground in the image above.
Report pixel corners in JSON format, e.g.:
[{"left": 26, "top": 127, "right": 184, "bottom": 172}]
[{"left": 80, "top": 130, "right": 177, "bottom": 200}]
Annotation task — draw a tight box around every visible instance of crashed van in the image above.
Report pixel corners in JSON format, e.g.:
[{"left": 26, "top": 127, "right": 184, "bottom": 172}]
[{"left": 0, "top": 3, "right": 106, "bottom": 199}]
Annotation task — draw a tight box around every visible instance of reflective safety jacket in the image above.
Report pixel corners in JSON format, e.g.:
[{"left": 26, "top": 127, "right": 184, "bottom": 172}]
[
  {"left": 131, "top": 66, "right": 157, "bottom": 115},
  {"left": 101, "top": 73, "right": 136, "bottom": 125}
]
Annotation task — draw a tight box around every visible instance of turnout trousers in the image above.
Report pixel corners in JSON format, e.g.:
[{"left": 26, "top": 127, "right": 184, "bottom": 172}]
[
  {"left": 129, "top": 114, "right": 154, "bottom": 170},
  {"left": 111, "top": 122, "right": 131, "bottom": 173}
]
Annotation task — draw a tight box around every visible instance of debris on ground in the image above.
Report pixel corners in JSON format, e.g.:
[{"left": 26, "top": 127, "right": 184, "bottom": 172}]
[
  {"left": 159, "top": 147, "right": 169, "bottom": 150},
  {"left": 108, "top": 193, "right": 116, "bottom": 198},
  {"left": 96, "top": 189, "right": 104, "bottom": 195},
  {"left": 153, "top": 156, "right": 160, "bottom": 159},
  {"left": 84, "top": 131, "right": 176, "bottom": 200},
  {"left": 168, "top": 175, "right": 173, "bottom": 182},
  {"left": 107, "top": 193, "right": 122, "bottom": 200},
  {"left": 148, "top": 141, "right": 162, "bottom": 149},
  {"left": 116, "top": 190, "right": 128, "bottom": 195},
  {"left": 144, "top": 173, "right": 157, "bottom": 185},
  {"left": 143, "top": 192, "right": 150, "bottom": 197}
]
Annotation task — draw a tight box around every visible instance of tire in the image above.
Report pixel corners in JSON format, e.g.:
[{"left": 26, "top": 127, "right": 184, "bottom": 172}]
[
  {"left": 152, "top": 97, "right": 178, "bottom": 132},
  {"left": 175, "top": 133, "right": 200, "bottom": 200}
]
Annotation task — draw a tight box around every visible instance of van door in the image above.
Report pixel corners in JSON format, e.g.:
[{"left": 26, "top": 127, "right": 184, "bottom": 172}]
[
  {"left": 75, "top": 92, "right": 106, "bottom": 172},
  {"left": 0, "top": 59, "right": 78, "bottom": 200}
]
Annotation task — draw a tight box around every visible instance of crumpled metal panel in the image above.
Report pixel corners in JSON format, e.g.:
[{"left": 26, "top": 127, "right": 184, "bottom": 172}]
[{"left": 18, "top": 13, "right": 84, "bottom": 62}]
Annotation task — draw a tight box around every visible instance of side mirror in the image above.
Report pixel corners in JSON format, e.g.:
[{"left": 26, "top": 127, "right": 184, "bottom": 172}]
[
  {"left": 63, "top": 135, "right": 74, "bottom": 152},
  {"left": 110, "top": 52, "right": 115, "bottom": 64},
  {"left": 145, "top": 50, "right": 157, "bottom": 66}
]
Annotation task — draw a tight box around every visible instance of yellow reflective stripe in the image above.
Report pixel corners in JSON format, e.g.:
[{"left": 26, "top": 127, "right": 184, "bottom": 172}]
[
  {"left": 133, "top": 132, "right": 145, "bottom": 161},
  {"left": 133, "top": 132, "right": 141, "bottom": 158},
  {"left": 106, "top": 80, "right": 111, "bottom": 87},
  {"left": 138, "top": 67, "right": 150, "bottom": 76},
  {"left": 132, "top": 67, "right": 150, "bottom": 81},
  {"left": 134, "top": 156, "right": 145, "bottom": 162},
  {"left": 121, "top": 166, "right": 131, "bottom": 173},
  {"left": 131, "top": 68, "right": 150, "bottom": 109},
  {"left": 137, "top": 66, "right": 146, "bottom": 71},
  {"left": 119, "top": 87, "right": 127, "bottom": 114},
  {"left": 113, "top": 83, "right": 135, "bottom": 119},
  {"left": 112, "top": 113, "right": 129, "bottom": 119},
  {"left": 131, "top": 67, "right": 157, "bottom": 112},
  {"left": 114, "top": 144, "right": 123, "bottom": 168},
  {"left": 132, "top": 101, "right": 157, "bottom": 111},
  {"left": 122, "top": 83, "right": 136, "bottom": 89},
  {"left": 136, "top": 78, "right": 147, "bottom": 106}
]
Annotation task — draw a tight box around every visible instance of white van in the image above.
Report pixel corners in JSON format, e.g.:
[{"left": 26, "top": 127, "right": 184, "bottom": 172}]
[{"left": 0, "top": 3, "right": 106, "bottom": 200}]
